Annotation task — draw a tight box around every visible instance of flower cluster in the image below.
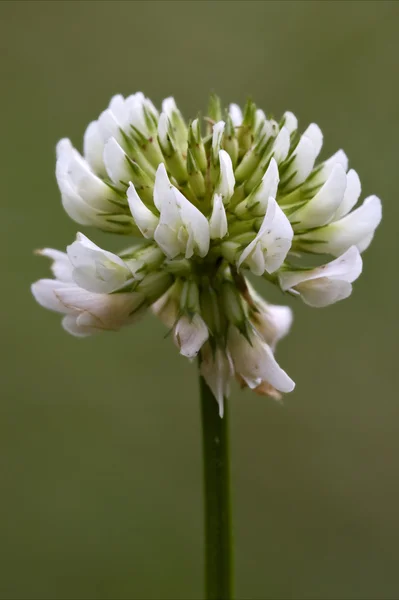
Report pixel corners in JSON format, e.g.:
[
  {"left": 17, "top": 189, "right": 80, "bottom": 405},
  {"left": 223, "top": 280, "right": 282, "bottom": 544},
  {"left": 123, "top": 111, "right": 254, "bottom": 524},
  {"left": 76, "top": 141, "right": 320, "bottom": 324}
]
[{"left": 32, "top": 93, "right": 382, "bottom": 415}]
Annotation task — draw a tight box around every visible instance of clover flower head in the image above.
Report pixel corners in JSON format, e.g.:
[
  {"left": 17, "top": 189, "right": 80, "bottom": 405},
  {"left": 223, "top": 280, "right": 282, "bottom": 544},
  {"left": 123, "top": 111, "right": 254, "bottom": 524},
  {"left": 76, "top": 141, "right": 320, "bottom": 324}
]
[{"left": 32, "top": 92, "right": 382, "bottom": 414}]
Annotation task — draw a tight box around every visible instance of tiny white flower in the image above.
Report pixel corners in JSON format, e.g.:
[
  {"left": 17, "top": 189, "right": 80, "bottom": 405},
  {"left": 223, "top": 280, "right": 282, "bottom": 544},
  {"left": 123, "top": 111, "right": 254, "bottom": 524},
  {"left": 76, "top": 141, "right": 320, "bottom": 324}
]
[
  {"left": 215, "top": 150, "right": 235, "bottom": 205},
  {"left": 56, "top": 139, "right": 132, "bottom": 233},
  {"left": 247, "top": 284, "right": 293, "bottom": 350},
  {"left": 229, "top": 103, "right": 243, "bottom": 128},
  {"left": 153, "top": 164, "right": 210, "bottom": 259},
  {"left": 200, "top": 344, "right": 234, "bottom": 417},
  {"left": 282, "top": 111, "right": 298, "bottom": 134},
  {"left": 227, "top": 325, "right": 295, "bottom": 393},
  {"left": 297, "top": 195, "right": 382, "bottom": 256},
  {"left": 290, "top": 164, "right": 348, "bottom": 229},
  {"left": 31, "top": 278, "right": 145, "bottom": 336},
  {"left": 209, "top": 194, "right": 228, "bottom": 240},
  {"left": 67, "top": 232, "right": 134, "bottom": 294},
  {"left": 238, "top": 197, "right": 294, "bottom": 275},
  {"left": 279, "top": 246, "right": 363, "bottom": 307},
  {"left": 174, "top": 314, "right": 209, "bottom": 359}
]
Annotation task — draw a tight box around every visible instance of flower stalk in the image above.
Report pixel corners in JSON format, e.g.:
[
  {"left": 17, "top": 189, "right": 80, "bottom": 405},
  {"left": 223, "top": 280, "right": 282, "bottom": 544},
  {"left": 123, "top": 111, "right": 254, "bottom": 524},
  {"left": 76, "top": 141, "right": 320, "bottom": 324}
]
[{"left": 199, "top": 368, "right": 233, "bottom": 600}]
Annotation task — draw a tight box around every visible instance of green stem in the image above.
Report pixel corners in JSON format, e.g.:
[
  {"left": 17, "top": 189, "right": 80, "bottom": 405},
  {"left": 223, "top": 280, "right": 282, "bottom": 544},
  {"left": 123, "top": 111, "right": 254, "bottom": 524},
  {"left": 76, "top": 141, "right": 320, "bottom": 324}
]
[{"left": 199, "top": 371, "right": 233, "bottom": 600}]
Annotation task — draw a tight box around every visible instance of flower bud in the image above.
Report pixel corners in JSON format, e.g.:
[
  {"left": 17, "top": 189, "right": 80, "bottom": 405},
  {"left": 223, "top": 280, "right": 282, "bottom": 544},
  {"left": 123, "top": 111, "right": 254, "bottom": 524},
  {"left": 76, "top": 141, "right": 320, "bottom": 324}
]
[
  {"left": 188, "top": 118, "right": 207, "bottom": 173},
  {"left": 187, "top": 150, "right": 206, "bottom": 200},
  {"left": 136, "top": 271, "right": 173, "bottom": 304},
  {"left": 222, "top": 114, "right": 239, "bottom": 168},
  {"left": 221, "top": 281, "right": 247, "bottom": 335},
  {"left": 157, "top": 113, "right": 188, "bottom": 185}
]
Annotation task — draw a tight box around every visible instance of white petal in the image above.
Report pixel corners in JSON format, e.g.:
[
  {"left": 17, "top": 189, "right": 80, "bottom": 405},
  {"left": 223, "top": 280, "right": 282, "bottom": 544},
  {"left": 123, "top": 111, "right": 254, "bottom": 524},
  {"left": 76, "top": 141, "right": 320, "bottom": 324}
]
[
  {"left": 295, "top": 278, "right": 353, "bottom": 307},
  {"left": 272, "top": 127, "right": 290, "bottom": 163},
  {"left": 356, "top": 232, "right": 374, "bottom": 253},
  {"left": 62, "top": 314, "right": 95, "bottom": 337},
  {"left": 37, "top": 249, "right": 74, "bottom": 282},
  {"left": 56, "top": 162, "right": 104, "bottom": 226},
  {"left": 67, "top": 233, "right": 131, "bottom": 294},
  {"left": 153, "top": 162, "right": 176, "bottom": 212},
  {"left": 127, "top": 182, "right": 159, "bottom": 239},
  {"left": 125, "top": 93, "right": 148, "bottom": 135},
  {"left": 281, "top": 136, "right": 318, "bottom": 191},
  {"left": 174, "top": 314, "right": 209, "bottom": 358},
  {"left": 215, "top": 149, "right": 235, "bottom": 204},
  {"left": 303, "top": 123, "right": 323, "bottom": 158},
  {"left": 282, "top": 111, "right": 298, "bottom": 134},
  {"left": 238, "top": 198, "right": 293, "bottom": 274},
  {"left": 228, "top": 326, "right": 295, "bottom": 393},
  {"left": 229, "top": 103, "right": 243, "bottom": 127},
  {"left": 256, "top": 113, "right": 278, "bottom": 140},
  {"left": 97, "top": 109, "right": 125, "bottom": 145},
  {"left": 154, "top": 223, "right": 182, "bottom": 259},
  {"left": 103, "top": 138, "right": 132, "bottom": 188},
  {"left": 55, "top": 287, "right": 145, "bottom": 330},
  {"left": 108, "top": 94, "right": 128, "bottom": 123},
  {"left": 254, "top": 109, "right": 267, "bottom": 131},
  {"left": 173, "top": 186, "right": 210, "bottom": 258},
  {"left": 162, "top": 97, "right": 177, "bottom": 117},
  {"left": 333, "top": 169, "right": 361, "bottom": 220},
  {"left": 83, "top": 121, "right": 106, "bottom": 176},
  {"left": 212, "top": 121, "right": 225, "bottom": 161},
  {"left": 311, "top": 149, "right": 349, "bottom": 188},
  {"left": 290, "top": 164, "right": 347, "bottom": 228},
  {"left": 241, "top": 241, "right": 265, "bottom": 276},
  {"left": 246, "top": 158, "right": 279, "bottom": 216},
  {"left": 248, "top": 285, "right": 293, "bottom": 348},
  {"left": 56, "top": 139, "right": 114, "bottom": 211},
  {"left": 209, "top": 194, "right": 228, "bottom": 239},
  {"left": 299, "top": 196, "right": 382, "bottom": 256},
  {"left": 279, "top": 246, "right": 363, "bottom": 290},
  {"left": 31, "top": 279, "right": 73, "bottom": 314}
]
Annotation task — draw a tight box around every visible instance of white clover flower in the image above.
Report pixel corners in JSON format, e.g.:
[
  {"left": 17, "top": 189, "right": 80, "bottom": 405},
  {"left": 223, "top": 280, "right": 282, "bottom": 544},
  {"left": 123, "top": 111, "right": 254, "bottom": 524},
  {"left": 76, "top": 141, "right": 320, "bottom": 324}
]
[
  {"left": 279, "top": 246, "right": 363, "bottom": 307},
  {"left": 32, "top": 93, "right": 382, "bottom": 414},
  {"left": 31, "top": 251, "right": 147, "bottom": 336},
  {"left": 174, "top": 314, "right": 209, "bottom": 359},
  {"left": 237, "top": 197, "right": 294, "bottom": 275},
  {"left": 227, "top": 325, "right": 295, "bottom": 394}
]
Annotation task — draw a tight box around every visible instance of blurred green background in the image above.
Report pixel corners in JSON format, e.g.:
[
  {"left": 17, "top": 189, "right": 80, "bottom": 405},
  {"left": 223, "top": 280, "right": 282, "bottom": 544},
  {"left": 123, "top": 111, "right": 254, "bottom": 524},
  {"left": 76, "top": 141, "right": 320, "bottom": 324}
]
[{"left": 1, "top": 1, "right": 398, "bottom": 598}]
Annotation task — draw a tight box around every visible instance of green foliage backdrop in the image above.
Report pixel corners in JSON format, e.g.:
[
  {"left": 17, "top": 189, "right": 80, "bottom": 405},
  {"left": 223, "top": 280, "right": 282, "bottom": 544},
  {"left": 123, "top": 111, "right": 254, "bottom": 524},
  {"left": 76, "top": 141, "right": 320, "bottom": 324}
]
[{"left": 0, "top": 1, "right": 398, "bottom": 598}]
